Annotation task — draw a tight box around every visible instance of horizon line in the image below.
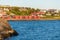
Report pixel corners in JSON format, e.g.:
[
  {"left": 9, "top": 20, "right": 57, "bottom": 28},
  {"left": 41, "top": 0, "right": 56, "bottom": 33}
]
[{"left": 0, "top": 5, "right": 60, "bottom": 10}]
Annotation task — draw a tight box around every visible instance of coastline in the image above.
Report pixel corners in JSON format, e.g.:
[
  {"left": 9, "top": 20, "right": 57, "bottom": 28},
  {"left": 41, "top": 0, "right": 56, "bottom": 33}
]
[
  {"left": 7, "top": 18, "right": 60, "bottom": 21},
  {"left": 1, "top": 16, "right": 60, "bottom": 21}
]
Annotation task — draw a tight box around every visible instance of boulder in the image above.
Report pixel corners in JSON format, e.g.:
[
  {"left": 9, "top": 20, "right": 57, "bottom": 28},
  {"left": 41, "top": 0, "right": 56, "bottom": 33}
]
[{"left": 0, "top": 18, "right": 18, "bottom": 40}]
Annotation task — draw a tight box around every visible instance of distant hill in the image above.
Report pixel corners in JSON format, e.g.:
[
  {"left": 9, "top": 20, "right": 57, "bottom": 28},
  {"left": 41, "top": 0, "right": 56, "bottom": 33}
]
[{"left": 0, "top": 5, "right": 40, "bottom": 16}]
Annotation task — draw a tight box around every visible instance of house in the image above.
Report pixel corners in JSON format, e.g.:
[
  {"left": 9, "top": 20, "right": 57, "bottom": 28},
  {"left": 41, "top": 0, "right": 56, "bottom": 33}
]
[
  {"left": 47, "top": 9, "right": 56, "bottom": 13},
  {"left": 31, "top": 11, "right": 46, "bottom": 17},
  {"left": 4, "top": 8, "right": 9, "bottom": 11},
  {"left": 0, "top": 9, "right": 7, "bottom": 17},
  {"left": 46, "top": 13, "right": 51, "bottom": 16},
  {"left": 37, "top": 11, "right": 46, "bottom": 17},
  {"left": 31, "top": 12, "right": 37, "bottom": 16},
  {"left": 40, "top": 9, "right": 47, "bottom": 12}
]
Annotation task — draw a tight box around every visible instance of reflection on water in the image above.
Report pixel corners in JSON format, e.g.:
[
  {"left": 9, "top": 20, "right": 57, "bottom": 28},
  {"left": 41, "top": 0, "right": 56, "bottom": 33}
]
[{"left": 6, "top": 20, "right": 60, "bottom": 40}]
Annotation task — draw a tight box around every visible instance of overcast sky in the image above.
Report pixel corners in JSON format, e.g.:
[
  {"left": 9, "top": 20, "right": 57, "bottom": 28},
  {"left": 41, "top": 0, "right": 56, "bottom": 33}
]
[{"left": 0, "top": 0, "right": 60, "bottom": 9}]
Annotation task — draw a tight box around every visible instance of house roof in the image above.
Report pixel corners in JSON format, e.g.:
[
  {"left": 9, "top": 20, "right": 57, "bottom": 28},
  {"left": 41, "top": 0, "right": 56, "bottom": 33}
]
[{"left": 36, "top": 11, "right": 45, "bottom": 14}]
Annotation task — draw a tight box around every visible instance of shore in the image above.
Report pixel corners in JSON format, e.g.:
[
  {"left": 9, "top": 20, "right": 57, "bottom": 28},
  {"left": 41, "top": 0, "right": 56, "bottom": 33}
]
[
  {"left": 1, "top": 16, "right": 60, "bottom": 20},
  {"left": 6, "top": 18, "right": 60, "bottom": 21}
]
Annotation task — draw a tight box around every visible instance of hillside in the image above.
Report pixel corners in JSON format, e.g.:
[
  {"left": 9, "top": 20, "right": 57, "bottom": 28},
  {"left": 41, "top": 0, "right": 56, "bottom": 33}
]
[{"left": 0, "top": 5, "right": 60, "bottom": 20}]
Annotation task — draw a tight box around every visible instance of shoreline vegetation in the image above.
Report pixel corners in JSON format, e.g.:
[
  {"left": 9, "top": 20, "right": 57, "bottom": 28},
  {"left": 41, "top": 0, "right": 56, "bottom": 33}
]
[{"left": 0, "top": 5, "right": 60, "bottom": 20}]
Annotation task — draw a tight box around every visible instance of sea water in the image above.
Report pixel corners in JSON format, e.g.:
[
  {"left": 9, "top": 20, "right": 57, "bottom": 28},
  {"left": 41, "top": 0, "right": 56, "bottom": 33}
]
[{"left": 6, "top": 20, "right": 60, "bottom": 40}]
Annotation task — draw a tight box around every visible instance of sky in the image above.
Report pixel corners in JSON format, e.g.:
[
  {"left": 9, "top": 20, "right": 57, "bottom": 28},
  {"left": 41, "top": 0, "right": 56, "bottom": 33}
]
[{"left": 0, "top": 0, "right": 60, "bottom": 9}]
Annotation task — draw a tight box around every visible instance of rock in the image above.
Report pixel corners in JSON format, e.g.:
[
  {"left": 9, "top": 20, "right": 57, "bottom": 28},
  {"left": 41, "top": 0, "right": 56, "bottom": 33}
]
[{"left": 0, "top": 18, "right": 18, "bottom": 40}]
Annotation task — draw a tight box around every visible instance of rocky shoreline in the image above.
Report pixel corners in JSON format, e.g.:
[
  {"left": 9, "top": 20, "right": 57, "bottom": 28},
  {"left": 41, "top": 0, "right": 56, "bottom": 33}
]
[{"left": 0, "top": 18, "right": 18, "bottom": 40}]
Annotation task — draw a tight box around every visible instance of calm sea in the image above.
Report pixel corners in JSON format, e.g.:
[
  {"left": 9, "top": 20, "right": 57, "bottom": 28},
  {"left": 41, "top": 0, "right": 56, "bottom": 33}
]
[{"left": 6, "top": 20, "right": 60, "bottom": 40}]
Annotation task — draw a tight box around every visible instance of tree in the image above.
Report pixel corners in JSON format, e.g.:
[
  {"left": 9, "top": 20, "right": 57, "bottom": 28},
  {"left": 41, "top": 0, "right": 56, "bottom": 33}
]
[{"left": 35, "top": 9, "right": 40, "bottom": 12}]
